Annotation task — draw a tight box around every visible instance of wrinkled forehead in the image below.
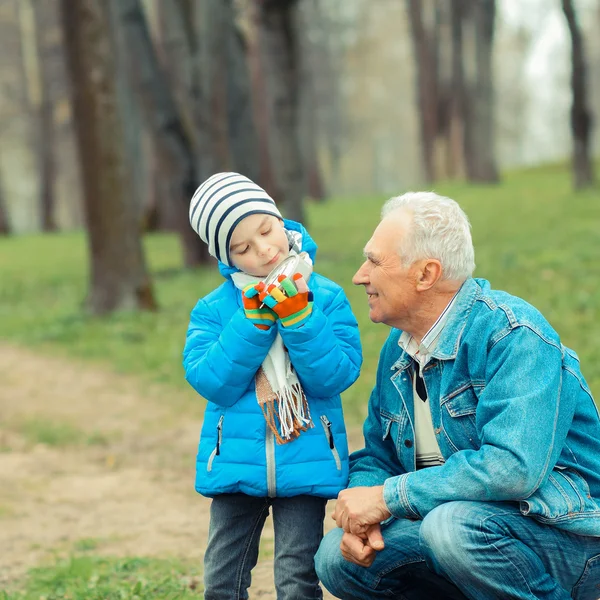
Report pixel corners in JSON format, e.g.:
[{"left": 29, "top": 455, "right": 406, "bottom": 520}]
[{"left": 365, "top": 212, "right": 412, "bottom": 257}]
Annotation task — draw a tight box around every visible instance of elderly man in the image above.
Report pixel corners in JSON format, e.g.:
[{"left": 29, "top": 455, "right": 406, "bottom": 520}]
[{"left": 315, "top": 192, "right": 600, "bottom": 599}]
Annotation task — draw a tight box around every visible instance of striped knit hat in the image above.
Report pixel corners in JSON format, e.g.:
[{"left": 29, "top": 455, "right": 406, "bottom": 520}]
[{"left": 189, "top": 172, "right": 282, "bottom": 266}]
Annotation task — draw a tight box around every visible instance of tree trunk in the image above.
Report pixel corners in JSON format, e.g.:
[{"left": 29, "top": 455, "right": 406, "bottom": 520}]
[
  {"left": 224, "top": 2, "right": 261, "bottom": 182},
  {"left": 256, "top": 0, "right": 305, "bottom": 223},
  {"left": 406, "top": 0, "right": 439, "bottom": 183},
  {"left": 447, "top": 0, "right": 466, "bottom": 179},
  {"left": 109, "top": 0, "right": 146, "bottom": 224},
  {"left": 462, "top": 0, "right": 499, "bottom": 183},
  {"left": 61, "top": 0, "right": 157, "bottom": 314},
  {"left": 562, "top": 0, "right": 595, "bottom": 189},
  {"left": 245, "top": 4, "right": 278, "bottom": 197},
  {"left": 19, "top": 0, "right": 58, "bottom": 231},
  {"left": 115, "top": 0, "right": 210, "bottom": 267},
  {"left": 0, "top": 175, "right": 10, "bottom": 235}
]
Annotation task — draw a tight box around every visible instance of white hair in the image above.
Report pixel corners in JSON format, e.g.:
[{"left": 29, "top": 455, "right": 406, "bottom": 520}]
[{"left": 381, "top": 191, "right": 475, "bottom": 281}]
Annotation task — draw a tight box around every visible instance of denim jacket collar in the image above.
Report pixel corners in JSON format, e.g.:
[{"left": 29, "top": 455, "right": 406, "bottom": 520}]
[{"left": 391, "top": 277, "right": 481, "bottom": 371}]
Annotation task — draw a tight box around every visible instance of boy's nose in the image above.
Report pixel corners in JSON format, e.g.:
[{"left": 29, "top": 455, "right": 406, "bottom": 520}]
[{"left": 256, "top": 240, "right": 270, "bottom": 256}]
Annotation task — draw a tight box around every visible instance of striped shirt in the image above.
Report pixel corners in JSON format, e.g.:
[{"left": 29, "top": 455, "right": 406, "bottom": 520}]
[{"left": 398, "top": 292, "right": 459, "bottom": 469}]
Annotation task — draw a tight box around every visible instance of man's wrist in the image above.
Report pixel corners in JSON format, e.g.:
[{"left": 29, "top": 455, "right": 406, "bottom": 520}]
[{"left": 379, "top": 484, "right": 392, "bottom": 517}]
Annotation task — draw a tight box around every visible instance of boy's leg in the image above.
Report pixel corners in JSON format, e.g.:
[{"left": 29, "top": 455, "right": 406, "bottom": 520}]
[
  {"left": 315, "top": 517, "right": 467, "bottom": 600},
  {"left": 271, "top": 495, "right": 327, "bottom": 599},
  {"left": 204, "top": 494, "right": 269, "bottom": 600},
  {"left": 420, "top": 501, "right": 600, "bottom": 600}
]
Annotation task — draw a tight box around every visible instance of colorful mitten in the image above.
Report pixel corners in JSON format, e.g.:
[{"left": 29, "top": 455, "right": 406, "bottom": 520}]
[
  {"left": 242, "top": 283, "right": 277, "bottom": 330},
  {"left": 258, "top": 273, "right": 313, "bottom": 328}
]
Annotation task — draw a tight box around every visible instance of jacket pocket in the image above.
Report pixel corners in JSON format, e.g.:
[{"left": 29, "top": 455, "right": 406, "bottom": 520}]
[
  {"left": 440, "top": 384, "right": 479, "bottom": 451},
  {"left": 207, "top": 415, "right": 224, "bottom": 472},
  {"left": 520, "top": 468, "right": 599, "bottom": 521},
  {"left": 320, "top": 415, "right": 341, "bottom": 470}
]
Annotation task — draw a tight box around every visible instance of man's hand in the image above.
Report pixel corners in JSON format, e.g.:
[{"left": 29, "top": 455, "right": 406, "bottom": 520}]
[
  {"left": 332, "top": 486, "right": 391, "bottom": 537},
  {"left": 340, "top": 525, "right": 384, "bottom": 567}
]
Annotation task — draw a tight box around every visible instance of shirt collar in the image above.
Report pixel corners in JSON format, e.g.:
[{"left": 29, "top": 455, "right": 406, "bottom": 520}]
[{"left": 398, "top": 286, "right": 462, "bottom": 365}]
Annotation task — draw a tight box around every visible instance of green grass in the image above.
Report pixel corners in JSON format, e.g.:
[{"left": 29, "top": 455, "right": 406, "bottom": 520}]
[
  {"left": 0, "top": 164, "right": 599, "bottom": 423},
  {"left": 1, "top": 556, "right": 202, "bottom": 599},
  {"left": 6, "top": 418, "right": 112, "bottom": 449}
]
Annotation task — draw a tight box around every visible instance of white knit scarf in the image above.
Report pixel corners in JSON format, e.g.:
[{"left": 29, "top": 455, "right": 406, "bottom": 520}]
[{"left": 231, "top": 249, "right": 313, "bottom": 442}]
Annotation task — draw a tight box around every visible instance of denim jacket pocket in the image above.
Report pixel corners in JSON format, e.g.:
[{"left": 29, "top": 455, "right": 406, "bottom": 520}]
[
  {"left": 380, "top": 410, "right": 407, "bottom": 458},
  {"left": 440, "top": 384, "right": 480, "bottom": 452},
  {"left": 520, "top": 468, "right": 600, "bottom": 521}
]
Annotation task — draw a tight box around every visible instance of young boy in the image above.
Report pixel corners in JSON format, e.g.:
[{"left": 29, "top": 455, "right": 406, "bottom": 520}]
[{"left": 183, "top": 172, "right": 362, "bottom": 599}]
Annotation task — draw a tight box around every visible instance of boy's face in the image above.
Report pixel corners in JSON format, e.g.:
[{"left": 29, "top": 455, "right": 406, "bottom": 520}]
[{"left": 229, "top": 214, "right": 290, "bottom": 277}]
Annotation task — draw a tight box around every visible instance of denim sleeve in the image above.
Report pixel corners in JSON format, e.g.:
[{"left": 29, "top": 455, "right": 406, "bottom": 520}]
[
  {"left": 349, "top": 341, "right": 407, "bottom": 488},
  {"left": 279, "top": 288, "right": 362, "bottom": 398},
  {"left": 183, "top": 299, "right": 276, "bottom": 407},
  {"left": 383, "top": 326, "right": 571, "bottom": 519}
]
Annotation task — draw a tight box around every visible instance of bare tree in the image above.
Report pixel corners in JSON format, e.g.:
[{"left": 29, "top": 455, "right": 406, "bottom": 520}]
[
  {"left": 406, "top": 0, "right": 498, "bottom": 183},
  {"left": 406, "top": 0, "right": 439, "bottom": 183},
  {"left": 462, "top": 0, "right": 499, "bottom": 182},
  {"left": 0, "top": 173, "right": 10, "bottom": 235},
  {"left": 244, "top": 2, "right": 279, "bottom": 197},
  {"left": 255, "top": 0, "right": 306, "bottom": 222},
  {"left": 222, "top": 1, "right": 261, "bottom": 182},
  {"left": 115, "top": 0, "right": 211, "bottom": 267},
  {"left": 562, "top": 0, "right": 595, "bottom": 189},
  {"left": 18, "top": 0, "right": 58, "bottom": 230},
  {"left": 61, "top": 0, "right": 157, "bottom": 313}
]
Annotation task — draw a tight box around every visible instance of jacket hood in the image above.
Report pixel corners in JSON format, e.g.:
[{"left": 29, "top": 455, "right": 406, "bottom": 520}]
[{"left": 218, "top": 219, "right": 318, "bottom": 280}]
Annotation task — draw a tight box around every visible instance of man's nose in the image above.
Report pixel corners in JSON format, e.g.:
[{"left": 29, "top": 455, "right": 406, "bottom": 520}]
[{"left": 352, "top": 261, "right": 368, "bottom": 286}]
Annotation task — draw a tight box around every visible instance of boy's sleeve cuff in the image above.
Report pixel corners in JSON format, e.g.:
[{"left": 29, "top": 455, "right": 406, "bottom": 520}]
[{"left": 383, "top": 474, "right": 420, "bottom": 520}]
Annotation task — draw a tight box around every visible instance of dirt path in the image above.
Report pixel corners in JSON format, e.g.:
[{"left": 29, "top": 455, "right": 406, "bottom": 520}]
[{"left": 0, "top": 344, "right": 360, "bottom": 597}]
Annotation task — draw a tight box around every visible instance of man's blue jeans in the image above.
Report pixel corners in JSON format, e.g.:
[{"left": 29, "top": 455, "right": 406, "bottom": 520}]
[
  {"left": 204, "top": 493, "right": 327, "bottom": 599},
  {"left": 315, "top": 501, "right": 600, "bottom": 599}
]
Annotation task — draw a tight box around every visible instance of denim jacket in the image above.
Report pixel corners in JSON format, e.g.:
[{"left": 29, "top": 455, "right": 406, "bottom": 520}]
[{"left": 350, "top": 278, "right": 600, "bottom": 536}]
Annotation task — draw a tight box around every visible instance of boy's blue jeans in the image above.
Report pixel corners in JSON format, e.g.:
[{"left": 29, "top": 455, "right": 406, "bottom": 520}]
[
  {"left": 315, "top": 501, "right": 600, "bottom": 599},
  {"left": 204, "top": 493, "right": 327, "bottom": 599}
]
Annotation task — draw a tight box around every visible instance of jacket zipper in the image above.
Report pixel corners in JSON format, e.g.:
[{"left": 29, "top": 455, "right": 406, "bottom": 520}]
[
  {"left": 320, "top": 415, "right": 341, "bottom": 470},
  {"left": 207, "top": 415, "right": 224, "bottom": 472},
  {"left": 266, "top": 427, "right": 276, "bottom": 497}
]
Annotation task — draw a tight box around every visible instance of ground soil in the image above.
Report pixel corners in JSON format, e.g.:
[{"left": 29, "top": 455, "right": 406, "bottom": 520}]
[{"left": 0, "top": 344, "right": 362, "bottom": 598}]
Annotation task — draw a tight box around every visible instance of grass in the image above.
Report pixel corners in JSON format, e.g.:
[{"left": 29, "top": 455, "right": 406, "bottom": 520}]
[
  {"left": 0, "top": 164, "right": 599, "bottom": 595},
  {"left": 3, "top": 418, "right": 112, "bottom": 449},
  {"left": 1, "top": 556, "right": 202, "bottom": 599},
  {"left": 0, "top": 164, "right": 599, "bottom": 424}
]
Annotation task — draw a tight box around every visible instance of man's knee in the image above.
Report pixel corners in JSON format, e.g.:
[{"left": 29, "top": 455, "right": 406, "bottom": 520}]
[
  {"left": 315, "top": 528, "right": 347, "bottom": 593},
  {"left": 420, "top": 502, "right": 481, "bottom": 569}
]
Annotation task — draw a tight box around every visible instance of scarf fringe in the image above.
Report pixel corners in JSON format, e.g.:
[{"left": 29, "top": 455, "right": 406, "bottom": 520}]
[{"left": 260, "top": 384, "right": 314, "bottom": 445}]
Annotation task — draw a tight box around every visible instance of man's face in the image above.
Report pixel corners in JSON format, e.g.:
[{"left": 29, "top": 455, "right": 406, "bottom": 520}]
[
  {"left": 229, "top": 214, "right": 290, "bottom": 277},
  {"left": 352, "top": 211, "right": 421, "bottom": 329}
]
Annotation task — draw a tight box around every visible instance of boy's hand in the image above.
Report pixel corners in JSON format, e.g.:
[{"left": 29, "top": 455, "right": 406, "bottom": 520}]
[
  {"left": 258, "top": 273, "right": 313, "bottom": 328},
  {"left": 242, "top": 283, "right": 277, "bottom": 330}
]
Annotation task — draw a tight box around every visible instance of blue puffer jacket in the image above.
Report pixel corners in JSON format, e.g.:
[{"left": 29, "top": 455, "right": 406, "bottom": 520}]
[{"left": 183, "top": 220, "right": 362, "bottom": 499}]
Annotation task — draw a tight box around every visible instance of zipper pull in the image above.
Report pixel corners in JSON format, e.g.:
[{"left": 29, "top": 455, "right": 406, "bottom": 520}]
[
  {"left": 216, "top": 415, "right": 224, "bottom": 456},
  {"left": 320, "top": 416, "right": 335, "bottom": 449}
]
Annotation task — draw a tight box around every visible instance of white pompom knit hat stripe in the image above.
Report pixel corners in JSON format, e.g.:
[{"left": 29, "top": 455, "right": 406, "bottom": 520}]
[{"left": 189, "top": 172, "right": 282, "bottom": 266}]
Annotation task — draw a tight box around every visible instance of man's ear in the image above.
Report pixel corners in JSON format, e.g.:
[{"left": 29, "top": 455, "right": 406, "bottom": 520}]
[{"left": 416, "top": 259, "right": 442, "bottom": 291}]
